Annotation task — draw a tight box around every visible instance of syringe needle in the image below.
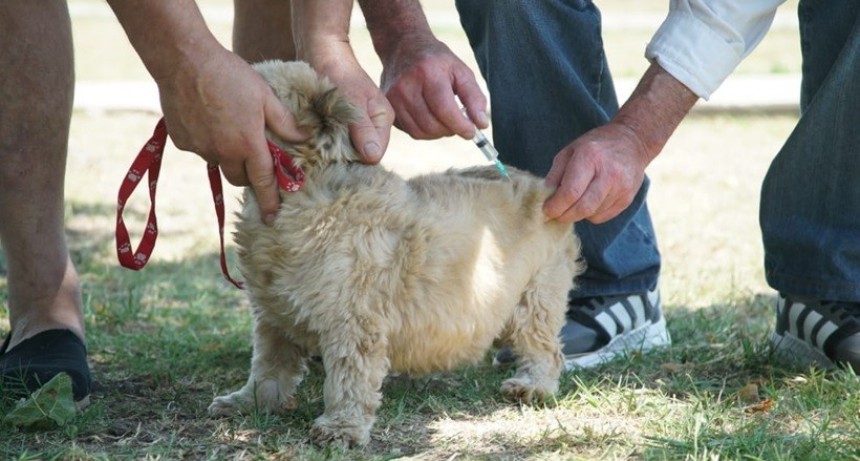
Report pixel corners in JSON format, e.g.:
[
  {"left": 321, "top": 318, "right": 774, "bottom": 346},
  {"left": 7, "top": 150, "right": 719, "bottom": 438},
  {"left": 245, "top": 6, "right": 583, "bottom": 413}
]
[{"left": 462, "top": 107, "right": 510, "bottom": 179}]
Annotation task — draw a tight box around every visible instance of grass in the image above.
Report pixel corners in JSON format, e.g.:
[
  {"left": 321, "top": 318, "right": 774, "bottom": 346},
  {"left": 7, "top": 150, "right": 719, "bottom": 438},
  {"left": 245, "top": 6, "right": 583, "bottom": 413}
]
[
  {"left": 4, "top": 111, "right": 860, "bottom": 460},
  {"left": 4, "top": 1, "right": 857, "bottom": 460},
  {"left": 4, "top": 255, "right": 860, "bottom": 460}
]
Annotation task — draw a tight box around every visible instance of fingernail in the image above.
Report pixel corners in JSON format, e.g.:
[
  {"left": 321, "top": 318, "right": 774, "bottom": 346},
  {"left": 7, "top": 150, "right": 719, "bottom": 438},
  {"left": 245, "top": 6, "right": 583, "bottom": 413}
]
[
  {"left": 264, "top": 214, "right": 276, "bottom": 226},
  {"left": 363, "top": 142, "right": 381, "bottom": 159},
  {"left": 477, "top": 111, "right": 489, "bottom": 127}
]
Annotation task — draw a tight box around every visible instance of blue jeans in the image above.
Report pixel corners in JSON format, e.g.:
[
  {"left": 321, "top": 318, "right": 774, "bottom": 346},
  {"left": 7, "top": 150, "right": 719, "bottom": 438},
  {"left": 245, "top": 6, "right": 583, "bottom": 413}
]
[
  {"left": 760, "top": 0, "right": 860, "bottom": 301},
  {"left": 455, "top": 0, "right": 661, "bottom": 297}
]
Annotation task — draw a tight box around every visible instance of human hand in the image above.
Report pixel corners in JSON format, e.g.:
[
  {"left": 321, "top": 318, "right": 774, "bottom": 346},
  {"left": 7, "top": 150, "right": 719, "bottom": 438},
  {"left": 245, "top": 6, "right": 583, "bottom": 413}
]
[
  {"left": 543, "top": 62, "right": 701, "bottom": 224},
  {"left": 155, "top": 47, "right": 309, "bottom": 225},
  {"left": 291, "top": 0, "right": 393, "bottom": 162},
  {"left": 300, "top": 41, "right": 395, "bottom": 164},
  {"left": 543, "top": 122, "right": 650, "bottom": 224},
  {"left": 380, "top": 37, "right": 488, "bottom": 140}
]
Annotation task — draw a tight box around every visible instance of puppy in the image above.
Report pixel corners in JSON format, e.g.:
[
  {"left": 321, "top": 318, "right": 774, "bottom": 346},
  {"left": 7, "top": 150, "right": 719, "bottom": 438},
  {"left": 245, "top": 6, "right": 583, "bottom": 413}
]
[{"left": 208, "top": 60, "right": 584, "bottom": 447}]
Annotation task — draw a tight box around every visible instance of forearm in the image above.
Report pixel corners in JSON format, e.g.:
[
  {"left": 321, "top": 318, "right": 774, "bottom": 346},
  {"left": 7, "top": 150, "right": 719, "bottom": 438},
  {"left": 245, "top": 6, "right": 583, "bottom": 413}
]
[
  {"left": 291, "top": 0, "right": 354, "bottom": 59},
  {"left": 357, "top": 0, "right": 435, "bottom": 62},
  {"left": 614, "top": 61, "right": 699, "bottom": 165},
  {"left": 107, "top": 0, "right": 223, "bottom": 82},
  {"left": 233, "top": 0, "right": 296, "bottom": 62}
]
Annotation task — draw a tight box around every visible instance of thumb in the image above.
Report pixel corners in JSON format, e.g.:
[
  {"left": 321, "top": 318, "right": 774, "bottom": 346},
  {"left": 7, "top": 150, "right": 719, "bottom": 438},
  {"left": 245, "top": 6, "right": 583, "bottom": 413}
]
[
  {"left": 544, "top": 152, "right": 567, "bottom": 189},
  {"left": 542, "top": 150, "right": 575, "bottom": 220},
  {"left": 350, "top": 97, "right": 393, "bottom": 164},
  {"left": 348, "top": 119, "right": 382, "bottom": 164},
  {"left": 264, "top": 95, "right": 311, "bottom": 143},
  {"left": 244, "top": 136, "right": 281, "bottom": 225}
]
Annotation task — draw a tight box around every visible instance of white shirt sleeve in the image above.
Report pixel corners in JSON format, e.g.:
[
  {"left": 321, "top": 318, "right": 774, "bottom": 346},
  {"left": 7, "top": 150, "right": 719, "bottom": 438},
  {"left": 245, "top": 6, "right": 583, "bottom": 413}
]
[{"left": 645, "top": 0, "right": 787, "bottom": 99}]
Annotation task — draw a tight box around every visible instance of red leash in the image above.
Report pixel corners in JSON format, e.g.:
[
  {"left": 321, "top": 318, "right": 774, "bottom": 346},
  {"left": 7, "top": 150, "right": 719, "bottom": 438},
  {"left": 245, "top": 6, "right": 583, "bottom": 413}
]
[{"left": 116, "top": 117, "right": 305, "bottom": 289}]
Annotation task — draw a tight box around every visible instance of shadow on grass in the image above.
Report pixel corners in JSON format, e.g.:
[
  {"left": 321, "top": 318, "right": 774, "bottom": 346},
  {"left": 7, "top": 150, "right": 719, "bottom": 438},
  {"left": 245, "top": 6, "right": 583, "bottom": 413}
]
[
  {"left": 3, "top": 201, "right": 858, "bottom": 459},
  {"left": 572, "top": 293, "right": 781, "bottom": 393},
  {"left": 65, "top": 201, "right": 128, "bottom": 257},
  {"left": 555, "top": 295, "right": 860, "bottom": 460}
]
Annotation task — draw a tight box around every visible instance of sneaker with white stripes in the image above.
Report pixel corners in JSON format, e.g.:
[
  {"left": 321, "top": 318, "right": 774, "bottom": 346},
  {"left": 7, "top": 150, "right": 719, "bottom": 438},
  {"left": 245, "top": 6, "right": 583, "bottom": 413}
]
[
  {"left": 770, "top": 294, "right": 860, "bottom": 373},
  {"left": 494, "top": 289, "right": 672, "bottom": 370},
  {"left": 560, "top": 289, "right": 671, "bottom": 369}
]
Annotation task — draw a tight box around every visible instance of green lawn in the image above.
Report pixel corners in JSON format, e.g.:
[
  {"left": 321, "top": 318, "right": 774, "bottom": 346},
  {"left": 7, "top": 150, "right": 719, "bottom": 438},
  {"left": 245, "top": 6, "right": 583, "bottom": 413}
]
[{"left": 6, "top": 109, "right": 860, "bottom": 460}]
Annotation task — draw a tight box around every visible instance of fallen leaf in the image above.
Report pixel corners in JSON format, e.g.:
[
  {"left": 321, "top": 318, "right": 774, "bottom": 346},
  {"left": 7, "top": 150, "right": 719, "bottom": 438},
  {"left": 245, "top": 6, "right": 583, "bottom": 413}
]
[
  {"left": 1, "top": 373, "right": 76, "bottom": 430},
  {"left": 745, "top": 398, "right": 775, "bottom": 414}
]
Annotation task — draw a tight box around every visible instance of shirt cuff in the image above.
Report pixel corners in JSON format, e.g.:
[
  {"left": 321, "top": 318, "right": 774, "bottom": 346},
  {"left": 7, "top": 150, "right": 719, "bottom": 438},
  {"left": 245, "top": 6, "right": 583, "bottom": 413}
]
[{"left": 645, "top": 11, "right": 746, "bottom": 100}]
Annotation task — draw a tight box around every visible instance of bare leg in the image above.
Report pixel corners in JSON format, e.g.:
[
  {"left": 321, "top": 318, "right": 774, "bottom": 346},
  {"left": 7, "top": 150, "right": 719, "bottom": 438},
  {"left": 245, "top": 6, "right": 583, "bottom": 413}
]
[
  {"left": 233, "top": 0, "right": 296, "bottom": 63},
  {"left": 0, "top": 1, "right": 83, "bottom": 348}
]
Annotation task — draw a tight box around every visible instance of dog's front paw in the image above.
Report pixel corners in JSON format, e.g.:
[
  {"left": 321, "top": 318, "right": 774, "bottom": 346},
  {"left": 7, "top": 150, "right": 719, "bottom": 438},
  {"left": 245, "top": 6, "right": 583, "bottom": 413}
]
[
  {"left": 501, "top": 377, "right": 556, "bottom": 404},
  {"left": 208, "top": 392, "right": 251, "bottom": 417},
  {"left": 310, "top": 416, "right": 371, "bottom": 448},
  {"left": 208, "top": 391, "right": 298, "bottom": 417},
  {"left": 209, "top": 379, "right": 299, "bottom": 417}
]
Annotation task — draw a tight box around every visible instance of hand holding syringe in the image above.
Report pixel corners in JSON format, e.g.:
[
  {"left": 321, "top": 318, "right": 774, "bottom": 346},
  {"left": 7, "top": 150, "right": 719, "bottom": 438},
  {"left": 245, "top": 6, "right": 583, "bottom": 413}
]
[{"left": 460, "top": 107, "right": 510, "bottom": 179}]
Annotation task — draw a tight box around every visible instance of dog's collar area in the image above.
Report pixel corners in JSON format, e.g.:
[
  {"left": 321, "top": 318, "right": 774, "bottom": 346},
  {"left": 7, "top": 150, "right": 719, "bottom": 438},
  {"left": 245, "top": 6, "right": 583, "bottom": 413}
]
[
  {"left": 268, "top": 140, "right": 305, "bottom": 192},
  {"left": 115, "top": 117, "right": 305, "bottom": 290}
]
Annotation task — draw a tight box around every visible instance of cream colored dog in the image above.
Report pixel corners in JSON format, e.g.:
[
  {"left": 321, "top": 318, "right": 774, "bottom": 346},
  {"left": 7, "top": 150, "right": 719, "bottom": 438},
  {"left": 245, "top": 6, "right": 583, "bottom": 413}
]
[{"left": 208, "top": 60, "right": 584, "bottom": 447}]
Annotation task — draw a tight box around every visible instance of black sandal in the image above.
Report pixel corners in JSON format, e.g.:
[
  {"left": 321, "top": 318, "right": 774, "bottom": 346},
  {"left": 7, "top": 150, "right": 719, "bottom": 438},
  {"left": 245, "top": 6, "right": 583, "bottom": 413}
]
[{"left": 0, "top": 329, "right": 91, "bottom": 404}]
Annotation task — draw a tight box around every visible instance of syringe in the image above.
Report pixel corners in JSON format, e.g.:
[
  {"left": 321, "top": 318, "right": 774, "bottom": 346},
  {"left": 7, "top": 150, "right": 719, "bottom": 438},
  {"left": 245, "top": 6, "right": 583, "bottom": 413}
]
[{"left": 461, "top": 107, "right": 510, "bottom": 179}]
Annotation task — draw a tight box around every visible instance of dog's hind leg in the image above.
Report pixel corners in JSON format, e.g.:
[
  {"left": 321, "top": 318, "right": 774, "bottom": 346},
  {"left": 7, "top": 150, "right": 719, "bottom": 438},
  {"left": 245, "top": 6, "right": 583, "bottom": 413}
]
[
  {"left": 309, "top": 315, "right": 389, "bottom": 447},
  {"left": 209, "top": 317, "right": 308, "bottom": 416},
  {"left": 500, "top": 265, "right": 569, "bottom": 403}
]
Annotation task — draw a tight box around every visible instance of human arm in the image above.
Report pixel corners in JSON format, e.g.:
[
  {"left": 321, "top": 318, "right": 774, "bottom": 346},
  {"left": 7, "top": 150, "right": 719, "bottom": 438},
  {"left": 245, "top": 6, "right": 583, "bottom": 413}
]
[
  {"left": 291, "top": 0, "right": 394, "bottom": 163},
  {"left": 106, "top": 0, "right": 308, "bottom": 225},
  {"left": 543, "top": 62, "right": 698, "bottom": 224},
  {"left": 358, "top": 0, "right": 488, "bottom": 140},
  {"left": 544, "top": 0, "right": 787, "bottom": 224},
  {"left": 233, "top": 0, "right": 296, "bottom": 62}
]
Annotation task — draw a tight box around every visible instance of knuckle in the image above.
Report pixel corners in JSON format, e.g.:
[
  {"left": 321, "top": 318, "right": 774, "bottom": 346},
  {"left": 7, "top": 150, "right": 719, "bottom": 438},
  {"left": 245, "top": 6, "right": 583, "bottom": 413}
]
[
  {"left": 250, "top": 174, "right": 276, "bottom": 189},
  {"left": 577, "top": 194, "right": 601, "bottom": 217},
  {"left": 559, "top": 183, "right": 585, "bottom": 202}
]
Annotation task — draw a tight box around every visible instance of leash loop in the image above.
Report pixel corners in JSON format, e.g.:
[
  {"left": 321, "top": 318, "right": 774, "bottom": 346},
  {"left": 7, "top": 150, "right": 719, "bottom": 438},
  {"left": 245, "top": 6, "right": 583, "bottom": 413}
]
[
  {"left": 116, "top": 119, "right": 166, "bottom": 271},
  {"left": 115, "top": 117, "right": 304, "bottom": 289}
]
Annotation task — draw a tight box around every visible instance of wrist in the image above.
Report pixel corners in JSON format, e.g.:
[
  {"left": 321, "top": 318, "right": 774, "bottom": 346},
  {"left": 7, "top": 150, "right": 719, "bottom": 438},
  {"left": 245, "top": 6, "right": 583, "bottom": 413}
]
[
  {"left": 294, "top": 32, "right": 352, "bottom": 63},
  {"left": 357, "top": 0, "right": 436, "bottom": 64},
  {"left": 291, "top": 0, "right": 353, "bottom": 62},
  {"left": 153, "top": 38, "right": 227, "bottom": 86},
  {"left": 614, "top": 62, "right": 698, "bottom": 163},
  {"left": 108, "top": 0, "right": 224, "bottom": 82},
  {"left": 296, "top": 38, "right": 360, "bottom": 80}
]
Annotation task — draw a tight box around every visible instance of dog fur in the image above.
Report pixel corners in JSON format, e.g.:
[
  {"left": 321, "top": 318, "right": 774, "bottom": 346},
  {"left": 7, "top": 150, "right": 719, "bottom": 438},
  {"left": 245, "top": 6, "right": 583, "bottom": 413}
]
[{"left": 207, "top": 60, "right": 584, "bottom": 447}]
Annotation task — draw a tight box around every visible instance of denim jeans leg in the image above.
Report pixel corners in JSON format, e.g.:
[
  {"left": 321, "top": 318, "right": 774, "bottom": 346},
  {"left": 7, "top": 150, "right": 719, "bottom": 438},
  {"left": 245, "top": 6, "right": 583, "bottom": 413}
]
[
  {"left": 760, "top": 1, "right": 860, "bottom": 300},
  {"left": 455, "top": 0, "right": 661, "bottom": 297}
]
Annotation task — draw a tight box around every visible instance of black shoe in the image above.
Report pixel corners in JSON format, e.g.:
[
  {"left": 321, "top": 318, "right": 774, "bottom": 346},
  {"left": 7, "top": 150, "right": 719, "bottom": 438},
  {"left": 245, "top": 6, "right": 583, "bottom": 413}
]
[
  {"left": 1, "top": 329, "right": 92, "bottom": 407},
  {"left": 770, "top": 294, "right": 860, "bottom": 373},
  {"left": 494, "top": 289, "right": 671, "bottom": 370}
]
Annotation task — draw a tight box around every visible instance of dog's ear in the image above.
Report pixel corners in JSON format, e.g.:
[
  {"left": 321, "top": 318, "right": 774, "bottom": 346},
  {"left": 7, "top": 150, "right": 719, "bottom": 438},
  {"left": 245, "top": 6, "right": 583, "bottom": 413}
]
[
  {"left": 252, "top": 60, "right": 361, "bottom": 169},
  {"left": 303, "top": 86, "right": 361, "bottom": 166}
]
